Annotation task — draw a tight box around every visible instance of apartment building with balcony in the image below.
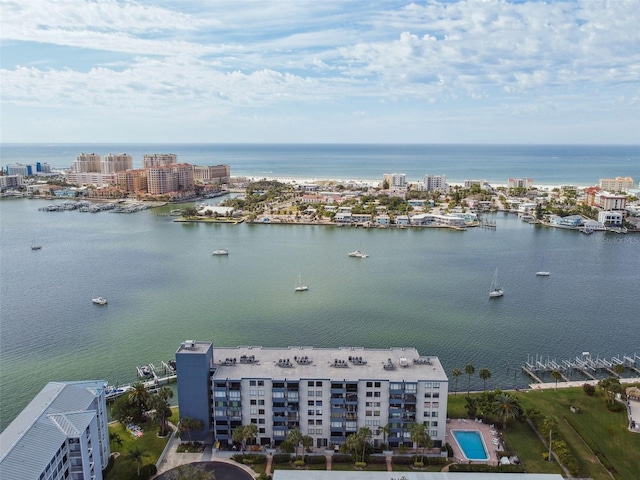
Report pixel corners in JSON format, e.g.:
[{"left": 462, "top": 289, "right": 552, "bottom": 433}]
[
  {"left": 101, "top": 153, "right": 133, "bottom": 174},
  {"left": 142, "top": 153, "right": 178, "bottom": 168},
  {"left": 383, "top": 173, "right": 407, "bottom": 190},
  {"left": 116, "top": 169, "right": 148, "bottom": 193},
  {"left": 599, "top": 176, "right": 634, "bottom": 192},
  {"left": 507, "top": 178, "right": 534, "bottom": 189},
  {"left": 73, "top": 153, "right": 102, "bottom": 173},
  {"left": 147, "top": 164, "right": 194, "bottom": 195},
  {"left": 0, "top": 380, "right": 110, "bottom": 480},
  {"left": 424, "top": 174, "right": 447, "bottom": 192},
  {"left": 176, "top": 341, "right": 448, "bottom": 450}
]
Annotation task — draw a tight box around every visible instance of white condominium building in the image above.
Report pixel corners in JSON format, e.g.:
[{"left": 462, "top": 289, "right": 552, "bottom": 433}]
[
  {"left": 143, "top": 153, "right": 178, "bottom": 168},
  {"left": 176, "top": 341, "right": 449, "bottom": 450},
  {"left": 101, "top": 153, "right": 133, "bottom": 173},
  {"left": 0, "top": 380, "right": 110, "bottom": 480},
  {"left": 73, "top": 153, "right": 102, "bottom": 173},
  {"left": 507, "top": 178, "right": 534, "bottom": 189},
  {"left": 383, "top": 173, "right": 407, "bottom": 190},
  {"left": 424, "top": 174, "right": 447, "bottom": 192},
  {"left": 599, "top": 176, "right": 634, "bottom": 192}
]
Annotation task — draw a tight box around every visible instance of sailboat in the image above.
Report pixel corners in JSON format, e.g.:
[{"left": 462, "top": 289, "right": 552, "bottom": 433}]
[
  {"left": 489, "top": 268, "right": 503, "bottom": 298},
  {"left": 31, "top": 238, "right": 42, "bottom": 250},
  {"left": 294, "top": 273, "right": 308, "bottom": 292},
  {"left": 536, "top": 255, "right": 550, "bottom": 276}
]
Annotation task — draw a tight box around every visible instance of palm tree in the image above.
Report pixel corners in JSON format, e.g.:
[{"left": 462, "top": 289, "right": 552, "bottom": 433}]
[
  {"left": 177, "top": 416, "right": 204, "bottom": 444},
  {"left": 493, "top": 393, "right": 521, "bottom": 430},
  {"left": 150, "top": 387, "right": 173, "bottom": 436},
  {"left": 542, "top": 415, "right": 558, "bottom": 462},
  {"left": 478, "top": 368, "right": 491, "bottom": 391},
  {"left": 243, "top": 423, "right": 258, "bottom": 450},
  {"left": 452, "top": 368, "right": 461, "bottom": 396},
  {"left": 357, "top": 426, "right": 372, "bottom": 463},
  {"left": 128, "top": 382, "right": 149, "bottom": 421},
  {"left": 377, "top": 423, "right": 391, "bottom": 447},
  {"left": 125, "top": 446, "right": 149, "bottom": 477},
  {"left": 409, "top": 423, "right": 431, "bottom": 464},
  {"left": 286, "top": 428, "right": 303, "bottom": 459},
  {"left": 551, "top": 370, "right": 563, "bottom": 391},
  {"left": 465, "top": 364, "right": 475, "bottom": 397}
]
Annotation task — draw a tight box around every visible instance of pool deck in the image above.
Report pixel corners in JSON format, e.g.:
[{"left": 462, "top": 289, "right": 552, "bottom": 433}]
[{"left": 446, "top": 418, "right": 502, "bottom": 466}]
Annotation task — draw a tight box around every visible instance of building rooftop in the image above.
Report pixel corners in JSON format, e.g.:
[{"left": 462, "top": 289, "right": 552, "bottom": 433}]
[
  {"left": 208, "top": 345, "right": 447, "bottom": 382},
  {"left": 0, "top": 380, "right": 105, "bottom": 480}
]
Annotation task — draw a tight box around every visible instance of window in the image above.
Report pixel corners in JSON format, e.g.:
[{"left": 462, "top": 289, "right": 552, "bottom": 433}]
[
  {"left": 390, "top": 383, "right": 402, "bottom": 390},
  {"left": 374, "top": 392, "right": 381, "bottom": 397},
  {"left": 366, "top": 382, "right": 373, "bottom": 388},
  {"left": 308, "top": 400, "right": 315, "bottom": 406},
  {"left": 273, "top": 391, "right": 284, "bottom": 398},
  {"left": 365, "top": 420, "right": 372, "bottom": 426},
  {"left": 316, "top": 420, "right": 323, "bottom": 425},
  {"left": 316, "top": 390, "right": 323, "bottom": 397},
  {"left": 259, "top": 409, "right": 265, "bottom": 415},
  {"left": 308, "top": 390, "right": 315, "bottom": 397},
  {"left": 331, "top": 421, "right": 342, "bottom": 428},
  {"left": 433, "top": 382, "right": 440, "bottom": 389},
  {"left": 405, "top": 383, "right": 417, "bottom": 393},
  {"left": 308, "top": 381, "right": 314, "bottom": 387},
  {"left": 259, "top": 419, "right": 265, "bottom": 424},
  {"left": 316, "top": 400, "right": 323, "bottom": 406},
  {"left": 258, "top": 399, "right": 265, "bottom": 405},
  {"left": 424, "top": 382, "right": 432, "bottom": 389},
  {"left": 308, "top": 419, "right": 315, "bottom": 425},
  {"left": 431, "top": 421, "right": 438, "bottom": 427},
  {"left": 308, "top": 428, "right": 315, "bottom": 435},
  {"left": 250, "top": 408, "right": 257, "bottom": 415},
  {"left": 250, "top": 380, "right": 256, "bottom": 386},
  {"left": 250, "top": 389, "right": 257, "bottom": 396},
  {"left": 308, "top": 409, "right": 315, "bottom": 416},
  {"left": 431, "top": 411, "right": 438, "bottom": 417},
  {"left": 424, "top": 402, "right": 431, "bottom": 408},
  {"left": 366, "top": 392, "right": 373, "bottom": 397},
  {"left": 258, "top": 389, "right": 265, "bottom": 396},
  {"left": 316, "top": 381, "right": 323, "bottom": 387},
  {"left": 258, "top": 380, "right": 264, "bottom": 386},
  {"left": 432, "top": 401, "right": 439, "bottom": 408},
  {"left": 250, "top": 400, "right": 257, "bottom": 405},
  {"left": 316, "top": 409, "right": 323, "bottom": 415}
]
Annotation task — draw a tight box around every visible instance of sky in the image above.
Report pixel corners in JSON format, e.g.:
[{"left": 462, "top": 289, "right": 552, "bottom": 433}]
[{"left": 1, "top": 0, "right": 639, "bottom": 144}]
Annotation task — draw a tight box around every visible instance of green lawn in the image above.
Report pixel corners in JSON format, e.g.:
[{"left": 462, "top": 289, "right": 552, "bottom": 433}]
[
  {"left": 106, "top": 420, "right": 171, "bottom": 480},
  {"left": 515, "top": 388, "right": 640, "bottom": 480},
  {"left": 447, "top": 387, "right": 640, "bottom": 480}
]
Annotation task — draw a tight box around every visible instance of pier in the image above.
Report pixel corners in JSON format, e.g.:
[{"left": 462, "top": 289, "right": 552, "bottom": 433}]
[
  {"left": 106, "top": 360, "right": 177, "bottom": 401},
  {"left": 521, "top": 353, "right": 640, "bottom": 385}
]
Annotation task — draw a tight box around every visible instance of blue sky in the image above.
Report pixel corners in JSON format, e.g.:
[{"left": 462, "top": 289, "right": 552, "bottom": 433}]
[{"left": 1, "top": 0, "right": 638, "bottom": 144}]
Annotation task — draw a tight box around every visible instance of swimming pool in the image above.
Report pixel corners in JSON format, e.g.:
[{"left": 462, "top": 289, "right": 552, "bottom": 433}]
[{"left": 451, "top": 429, "right": 489, "bottom": 461}]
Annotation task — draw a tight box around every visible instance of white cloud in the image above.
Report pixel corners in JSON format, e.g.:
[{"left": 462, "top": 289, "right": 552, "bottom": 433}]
[{"left": 1, "top": 0, "right": 639, "bottom": 143}]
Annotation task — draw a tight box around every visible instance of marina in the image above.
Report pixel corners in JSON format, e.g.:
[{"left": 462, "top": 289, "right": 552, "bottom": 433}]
[
  {"left": 522, "top": 353, "right": 640, "bottom": 384},
  {"left": 106, "top": 361, "right": 177, "bottom": 401}
]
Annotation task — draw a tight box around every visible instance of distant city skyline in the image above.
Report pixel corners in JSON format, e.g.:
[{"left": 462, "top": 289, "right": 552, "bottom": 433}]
[{"left": 1, "top": 0, "right": 639, "bottom": 144}]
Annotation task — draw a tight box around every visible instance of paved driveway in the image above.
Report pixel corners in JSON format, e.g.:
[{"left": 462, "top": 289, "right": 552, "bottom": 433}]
[{"left": 154, "top": 461, "right": 254, "bottom": 480}]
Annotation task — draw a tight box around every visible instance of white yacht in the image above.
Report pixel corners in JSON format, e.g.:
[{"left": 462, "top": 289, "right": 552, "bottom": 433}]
[
  {"left": 92, "top": 297, "right": 108, "bottom": 305},
  {"left": 212, "top": 248, "right": 229, "bottom": 255},
  {"left": 348, "top": 250, "right": 369, "bottom": 258}
]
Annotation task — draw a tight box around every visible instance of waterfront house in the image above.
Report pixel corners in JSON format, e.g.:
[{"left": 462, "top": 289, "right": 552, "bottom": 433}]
[
  {"left": 549, "top": 214, "right": 584, "bottom": 228},
  {"left": 598, "top": 211, "right": 623, "bottom": 226},
  {"left": 374, "top": 214, "right": 391, "bottom": 226}
]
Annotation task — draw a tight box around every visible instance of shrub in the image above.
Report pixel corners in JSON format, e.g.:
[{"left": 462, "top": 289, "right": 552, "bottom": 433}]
[
  {"left": 293, "top": 459, "right": 305, "bottom": 467},
  {"left": 305, "top": 455, "right": 326, "bottom": 465},
  {"left": 272, "top": 453, "right": 292, "bottom": 464},
  {"left": 332, "top": 454, "right": 354, "bottom": 464},
  {"left": 368, "top": 455, "right": 387, "bottom": 464},
  {"left": 139, "top": 464, "right": 157, "bottom": 478},
  {"left": 583, "top": 383, "right": 596, "bottom": 396},
  {"left": 606, "top": 402, "right": 624, "bottom": 412},
  {"left": 392, "top": 455, "right": 413, "bottom": 465},
  {"left": 354, "top": 461, "right": 367, "bottom": 468},
  {"left": 414, "top": 461, "right": 424, "bottom": 468}
]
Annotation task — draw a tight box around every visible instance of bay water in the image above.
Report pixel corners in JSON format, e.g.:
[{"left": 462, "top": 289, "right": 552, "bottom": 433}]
[{"left": 1, "top": 144, "right": 639, "bottom": 431}]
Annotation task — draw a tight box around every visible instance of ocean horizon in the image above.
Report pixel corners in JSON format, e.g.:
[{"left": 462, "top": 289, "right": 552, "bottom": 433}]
[{"left": 2, "top": 143, "right": 639, "bottom": 186}]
